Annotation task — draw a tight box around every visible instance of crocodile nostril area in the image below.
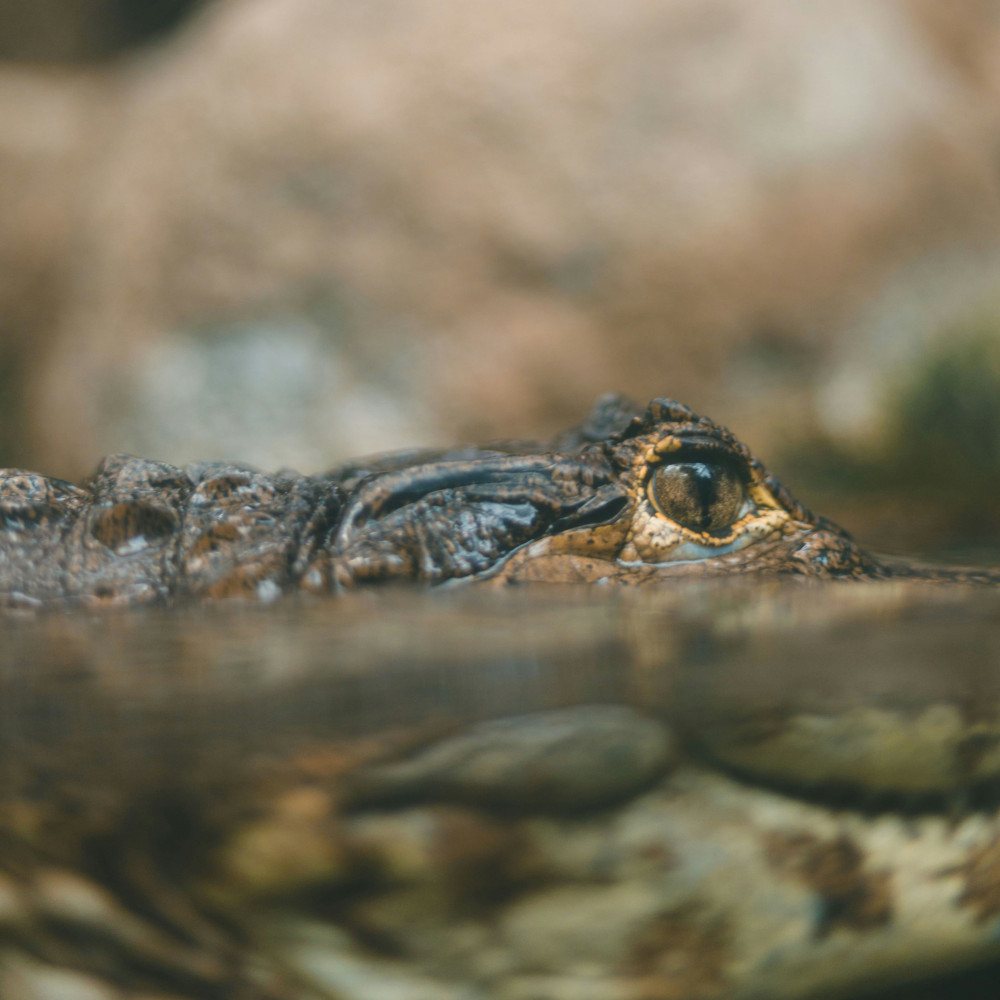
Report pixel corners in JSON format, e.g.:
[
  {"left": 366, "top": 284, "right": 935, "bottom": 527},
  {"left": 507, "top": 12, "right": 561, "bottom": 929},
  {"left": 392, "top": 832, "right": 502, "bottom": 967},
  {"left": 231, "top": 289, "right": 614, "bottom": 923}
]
[{"left": 90, "top": 501, "right": 179, "bottom": 554}]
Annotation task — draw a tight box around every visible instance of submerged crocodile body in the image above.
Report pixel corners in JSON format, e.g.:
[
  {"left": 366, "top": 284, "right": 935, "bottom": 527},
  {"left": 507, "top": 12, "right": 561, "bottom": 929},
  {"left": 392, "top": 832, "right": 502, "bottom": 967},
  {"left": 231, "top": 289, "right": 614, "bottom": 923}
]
[
  {"left": 4, "top": 396, "right": 1000, "bottom": 1000},
  {"left": 2, "top": 394, "right": 998, "bottom": 607},
  {"left": 4, "top": 589, "right": 1000, "bottom": 1000}
]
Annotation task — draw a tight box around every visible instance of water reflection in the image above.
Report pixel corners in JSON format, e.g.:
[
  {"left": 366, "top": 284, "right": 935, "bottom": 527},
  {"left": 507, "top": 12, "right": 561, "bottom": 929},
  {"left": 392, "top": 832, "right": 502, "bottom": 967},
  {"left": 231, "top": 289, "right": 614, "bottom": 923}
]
[{"left": 1, "top": 581, "right": 999, "bottom": 998}]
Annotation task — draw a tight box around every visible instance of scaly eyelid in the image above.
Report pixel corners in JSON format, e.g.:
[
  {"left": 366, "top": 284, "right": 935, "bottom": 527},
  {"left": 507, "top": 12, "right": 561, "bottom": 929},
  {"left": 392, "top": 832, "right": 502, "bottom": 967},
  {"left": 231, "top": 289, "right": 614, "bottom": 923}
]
[
  {"left": 650, "top": 495, "right": 757, "bottom": 548},
  {"left": 643, "top": 437, "right": 753, "bottom": 480}
]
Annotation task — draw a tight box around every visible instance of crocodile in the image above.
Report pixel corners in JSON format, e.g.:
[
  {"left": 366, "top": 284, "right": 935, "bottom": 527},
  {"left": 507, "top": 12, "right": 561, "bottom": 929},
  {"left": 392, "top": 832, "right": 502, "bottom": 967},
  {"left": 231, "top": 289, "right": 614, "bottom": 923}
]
[
  {"left": 2, "top": 394, "right": 998, "bottom": 608},
  {"left": 3, "top": 396, "right": 1000, "bottom": 1000}
]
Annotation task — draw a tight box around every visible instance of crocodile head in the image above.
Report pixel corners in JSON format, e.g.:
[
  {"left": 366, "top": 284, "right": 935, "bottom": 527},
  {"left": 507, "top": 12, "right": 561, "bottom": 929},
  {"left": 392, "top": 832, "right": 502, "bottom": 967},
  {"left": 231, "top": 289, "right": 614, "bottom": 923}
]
[
  {"left": 326, "top": 394, "right": 903, "bottom": 589},
  {"left": 3, "top": 394, "right": 997, "bottom": 606}
]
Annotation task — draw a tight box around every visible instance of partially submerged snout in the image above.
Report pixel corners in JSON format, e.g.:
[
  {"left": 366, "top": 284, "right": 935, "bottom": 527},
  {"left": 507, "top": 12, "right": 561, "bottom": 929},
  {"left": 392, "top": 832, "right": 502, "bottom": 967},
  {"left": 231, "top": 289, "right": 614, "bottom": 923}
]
[
  {"left": 331, "top": 394, "right": 999, "bottom": 588},
  {"left": 485, "top": 398, "right": 886, "bottom": 585}
]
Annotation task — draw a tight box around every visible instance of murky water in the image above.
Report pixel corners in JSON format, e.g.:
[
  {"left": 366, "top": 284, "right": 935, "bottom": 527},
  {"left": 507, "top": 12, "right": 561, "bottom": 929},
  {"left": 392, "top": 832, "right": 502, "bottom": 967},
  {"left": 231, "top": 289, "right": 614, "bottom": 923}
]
[{"left": 2, "top": 581, "right": 1000, "bottom": 999}]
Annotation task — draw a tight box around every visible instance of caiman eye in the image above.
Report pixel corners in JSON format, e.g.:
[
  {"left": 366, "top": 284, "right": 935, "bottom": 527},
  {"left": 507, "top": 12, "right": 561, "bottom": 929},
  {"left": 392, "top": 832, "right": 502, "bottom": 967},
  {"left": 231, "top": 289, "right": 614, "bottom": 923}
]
[{"left": 648, "top": 461, "right": 745, "bottom": 534}]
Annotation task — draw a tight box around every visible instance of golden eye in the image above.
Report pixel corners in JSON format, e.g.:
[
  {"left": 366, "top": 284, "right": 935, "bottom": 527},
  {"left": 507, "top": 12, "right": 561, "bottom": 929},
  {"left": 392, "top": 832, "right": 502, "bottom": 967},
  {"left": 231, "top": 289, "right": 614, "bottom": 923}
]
[{"left": 648, "top": 461, "right": 745, "bottom": 534}]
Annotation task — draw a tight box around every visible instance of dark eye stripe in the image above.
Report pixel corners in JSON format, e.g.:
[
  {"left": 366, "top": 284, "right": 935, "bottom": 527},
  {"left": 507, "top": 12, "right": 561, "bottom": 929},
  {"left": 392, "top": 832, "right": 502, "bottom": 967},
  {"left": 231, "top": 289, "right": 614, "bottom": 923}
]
[{"left": 688, "top": 463, "right": 720, "bottom": 528}]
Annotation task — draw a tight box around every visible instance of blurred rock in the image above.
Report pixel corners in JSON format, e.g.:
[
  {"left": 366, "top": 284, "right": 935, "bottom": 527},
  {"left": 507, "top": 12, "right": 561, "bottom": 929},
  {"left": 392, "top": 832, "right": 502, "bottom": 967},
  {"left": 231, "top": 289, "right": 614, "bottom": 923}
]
[
  {"left": 2, "top": 0, "right": 1000, "bottom": 550},
  {"left": 348, "top": 707, "right": 676, "bottom": 811},
  {"left": 0, "top": 68, "right": 111, "bottom": 466}
]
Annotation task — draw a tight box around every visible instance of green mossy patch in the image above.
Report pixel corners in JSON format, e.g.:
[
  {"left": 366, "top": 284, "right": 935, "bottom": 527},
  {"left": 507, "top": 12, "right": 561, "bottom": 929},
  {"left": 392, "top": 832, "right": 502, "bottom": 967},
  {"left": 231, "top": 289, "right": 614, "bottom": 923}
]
[{"left": 785, "top": 324, "right": 1000, "bottom": 562}]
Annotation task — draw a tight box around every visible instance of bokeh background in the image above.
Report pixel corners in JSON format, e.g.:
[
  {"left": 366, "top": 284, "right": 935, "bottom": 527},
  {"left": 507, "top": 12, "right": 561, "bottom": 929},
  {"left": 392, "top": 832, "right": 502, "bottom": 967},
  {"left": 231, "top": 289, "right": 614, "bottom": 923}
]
[{"left": 2, "top": 0, "right": 1000, "bottom": 562}]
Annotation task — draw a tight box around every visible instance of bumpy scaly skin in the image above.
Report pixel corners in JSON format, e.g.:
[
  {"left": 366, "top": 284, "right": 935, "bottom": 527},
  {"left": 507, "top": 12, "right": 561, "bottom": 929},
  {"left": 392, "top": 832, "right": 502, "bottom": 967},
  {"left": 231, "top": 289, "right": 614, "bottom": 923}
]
[{"left": 1, "top": 395, "right": 997, "bottom": 607}]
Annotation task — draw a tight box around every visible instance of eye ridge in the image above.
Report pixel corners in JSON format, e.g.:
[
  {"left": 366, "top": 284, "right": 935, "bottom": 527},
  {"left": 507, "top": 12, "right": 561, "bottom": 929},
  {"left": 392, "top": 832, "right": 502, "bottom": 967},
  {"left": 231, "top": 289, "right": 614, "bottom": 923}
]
[{"left": 647, "top": 457, "right": 747, "bottom": 536}]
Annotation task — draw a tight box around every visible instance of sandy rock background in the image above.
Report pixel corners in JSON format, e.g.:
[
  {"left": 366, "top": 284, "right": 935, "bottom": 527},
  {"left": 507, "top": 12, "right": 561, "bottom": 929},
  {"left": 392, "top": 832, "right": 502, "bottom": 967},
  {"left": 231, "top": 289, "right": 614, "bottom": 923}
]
[{"left": 2, "top": 0, "right": 1000, "bottom": 555}]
